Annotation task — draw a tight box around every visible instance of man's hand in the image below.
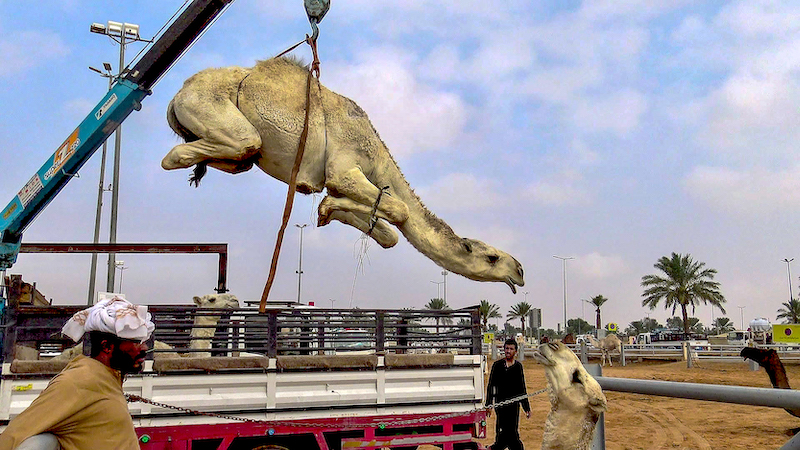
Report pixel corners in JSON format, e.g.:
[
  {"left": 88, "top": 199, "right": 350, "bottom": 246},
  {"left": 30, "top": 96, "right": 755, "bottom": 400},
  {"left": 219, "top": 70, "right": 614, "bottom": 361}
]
[
  {"left": 525, "top": 410, "right": 531, "bottom": 419},
  {"left": 487, "top": 409, "right": 492, "bottom": 418}
]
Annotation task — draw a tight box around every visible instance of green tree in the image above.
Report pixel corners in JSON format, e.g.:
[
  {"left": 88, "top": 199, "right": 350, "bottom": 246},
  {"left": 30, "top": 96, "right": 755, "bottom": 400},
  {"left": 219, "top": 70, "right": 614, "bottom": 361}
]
[
  {"left": 777, "top": 299, "right": 800, "bottom": 324},
  {"left": 479, "top": 300, "right": 502, "bottom": 332},
  {"left": 641, "top": 253, "right": 726, "bottom": 338},
  {"left": 425, "top": 298, "right": 451, "bottom": 327},
  {"left": 588, "top": 295, "right": 609, "bottom": 330},
  {"left": 507, "top": 302, "right": 532, "bottom": 337},
  {"left": 566, "top": 318, "right": 593, "bottom": 335},
  {"left": 711, "top": 317, "right": 735, "bottom": 334}
]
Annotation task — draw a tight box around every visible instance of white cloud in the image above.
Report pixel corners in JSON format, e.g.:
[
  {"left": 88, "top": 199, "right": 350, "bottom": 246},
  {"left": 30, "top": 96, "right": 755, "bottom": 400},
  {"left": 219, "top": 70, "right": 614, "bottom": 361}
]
[
  {"left": 572, "top": 89, "right": 648, "bottom": 136},
  {"left": 522, "top": 170, "right": 591, "bottom": 207},
  {"left": 573, "top": 252, "right": 629, "bottom": 279},
  {"left": 0, "top": 31, "right": 68, "bottom": 77},
  {"left": 684, "top": 165, "right": 800, "bottom": 215},
  {"left": 324, "top": 48, "right": 468, "bottom": 156},
  {"left": 416, "top": 173, "right": 504, "bottom": 213}
]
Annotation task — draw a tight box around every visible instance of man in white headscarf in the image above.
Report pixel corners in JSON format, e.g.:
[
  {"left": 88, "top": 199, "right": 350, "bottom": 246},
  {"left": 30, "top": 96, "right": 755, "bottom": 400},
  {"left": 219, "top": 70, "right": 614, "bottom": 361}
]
[{"left": 0, "top": 296, "right": 154, "bottom": 450}]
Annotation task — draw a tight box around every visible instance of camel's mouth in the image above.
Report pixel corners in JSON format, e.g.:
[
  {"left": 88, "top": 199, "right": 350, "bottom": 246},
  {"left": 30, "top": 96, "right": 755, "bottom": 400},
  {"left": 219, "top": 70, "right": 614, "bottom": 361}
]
[
  {"left": 533, "top": 343, "right": 559, "bottom": 366},
  {"left": 504, "top": 276, "right": 523, "bottom": 294}
]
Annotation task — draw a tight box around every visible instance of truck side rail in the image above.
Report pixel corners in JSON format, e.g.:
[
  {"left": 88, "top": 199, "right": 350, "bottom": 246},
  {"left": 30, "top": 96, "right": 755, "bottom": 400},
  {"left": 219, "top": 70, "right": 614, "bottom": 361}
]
[{"left": 2, "top": 305, "right": 483, "bottom": 362}]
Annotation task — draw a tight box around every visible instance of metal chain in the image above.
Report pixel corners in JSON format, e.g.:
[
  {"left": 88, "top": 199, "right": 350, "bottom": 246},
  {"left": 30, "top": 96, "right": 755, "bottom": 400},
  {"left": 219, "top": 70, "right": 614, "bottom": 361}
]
[{"left": 126, "top": 388, "right": 548, "bottom": 429}]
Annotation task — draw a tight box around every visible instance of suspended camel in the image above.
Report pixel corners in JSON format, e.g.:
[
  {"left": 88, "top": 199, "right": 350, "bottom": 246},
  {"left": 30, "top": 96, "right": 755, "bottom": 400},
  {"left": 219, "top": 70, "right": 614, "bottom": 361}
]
[{"left": 161, "top": 57, "right": 525, "bottom": 293}]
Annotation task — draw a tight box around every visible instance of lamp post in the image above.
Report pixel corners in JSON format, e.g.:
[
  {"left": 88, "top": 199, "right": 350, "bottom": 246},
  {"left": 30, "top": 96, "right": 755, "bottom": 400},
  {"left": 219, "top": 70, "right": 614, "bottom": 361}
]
[
  {"left": 582, "top": 299, "right": 593, "bottom": 334},
  {"left": 737, "top": 305, "right": 746, "bottom": 331},
  {"left": 430, "top": 280, "right": 444, "bottom": 300},
  {"left": 86, "top": 62, "right": 114, "bottom": 305},
  {"left": 90, "top": 21, "right": 150, "bottom": 293},
  {"left": 329, "top": 299, "right": 335, "bottom": 309},
  {"left": 295, "top": 224, "right": 308, "bottom": 304},
  {"left": 441, "top": 270, "right": 448, "bottom": 304},
  {"left": 553, "top": 255, "right": 574, "bottom": 333},
  {"left": 114, "top": 261, "right": 128, "bottom": 293},
  {"left": 784, "top": 258, "right": 794, "bottom": 302}
]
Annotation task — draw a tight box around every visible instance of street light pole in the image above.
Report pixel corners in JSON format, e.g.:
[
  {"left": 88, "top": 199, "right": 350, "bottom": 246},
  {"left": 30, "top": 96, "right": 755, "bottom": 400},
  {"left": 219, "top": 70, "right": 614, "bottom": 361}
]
[
  {"left": 738, "top": 305, "right": 746, "bottom": 331},
  {"left": 430, "top": 280, "right": 444, "bottom": 299},
  {"left": 553, "top": 255, "right": 574, "bottom": 333},
  {"left": 295, "top": 224, "right": 308, "bottom": 304},
  {"left": 90, "top": 21, "right": 149, "bottom": 293},
  {"left": 441, "top": 270, "right": 448, "bottom": 304},
  {"left": 87, "top": 62, "right": 114, "bottom": 305},
  {"left": 114, "top": 261, "right": 127, "bottom": 293},
  {"left": 784, "top": 258, "right": 794, "bottom": 302}
]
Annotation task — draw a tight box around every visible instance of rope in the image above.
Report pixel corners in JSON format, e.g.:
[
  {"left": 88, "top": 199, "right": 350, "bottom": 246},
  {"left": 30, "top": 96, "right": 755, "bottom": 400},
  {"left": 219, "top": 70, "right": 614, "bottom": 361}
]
[
  {"left": 125, "top": 388, "right": 548, "bottom": 428},
  {"left": 259, "top": 67, "right": 315, "bottom": 313},
  {"left": 258, "top": 32, "right": 326, "bottom": 312}
]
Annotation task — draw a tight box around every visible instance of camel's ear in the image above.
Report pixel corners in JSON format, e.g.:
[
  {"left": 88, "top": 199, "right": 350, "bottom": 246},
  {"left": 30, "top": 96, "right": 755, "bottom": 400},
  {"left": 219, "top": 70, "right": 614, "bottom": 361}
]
[
  {"left": 193, "top": 296, "right": 202, "bottom": 306},
  {"left": 461, "top": 239, "right": 472, "bottom": 253}
]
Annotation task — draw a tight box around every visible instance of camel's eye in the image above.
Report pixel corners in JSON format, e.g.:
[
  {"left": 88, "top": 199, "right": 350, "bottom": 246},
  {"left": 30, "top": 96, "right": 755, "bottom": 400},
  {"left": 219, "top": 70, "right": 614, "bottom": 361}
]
[
  {"left": 487, "top": 255, "right": 499, "bottom": 265},
  {"left": 572, "top": 370, "right": 582, "bottom": 385},
  {"left": 208, "top": 297, "right": 216, "bottom": 303}
]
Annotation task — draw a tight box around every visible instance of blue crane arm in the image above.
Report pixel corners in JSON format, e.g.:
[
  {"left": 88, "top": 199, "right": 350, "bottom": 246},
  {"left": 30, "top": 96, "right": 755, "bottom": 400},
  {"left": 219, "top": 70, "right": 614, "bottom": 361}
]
[{"left": 0, "top": 0, "right": 233, "bottom": 270}]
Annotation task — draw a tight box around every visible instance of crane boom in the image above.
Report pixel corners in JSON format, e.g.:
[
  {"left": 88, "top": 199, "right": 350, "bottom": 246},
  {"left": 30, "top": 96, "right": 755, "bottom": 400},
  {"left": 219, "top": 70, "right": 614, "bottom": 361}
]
[{"left": 0, "top": 0, "right": 233, "bottom": 269}]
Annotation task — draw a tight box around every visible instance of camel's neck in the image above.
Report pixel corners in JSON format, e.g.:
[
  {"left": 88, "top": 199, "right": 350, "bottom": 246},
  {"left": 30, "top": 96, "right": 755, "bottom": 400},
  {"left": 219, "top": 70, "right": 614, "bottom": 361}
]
[
  {"left": 377, "top": 157, "right": 467, "bottom": 273},
  {"left": 541, "top": 408, "right": 599, "bottom": 450},
  {"left": 765, "top": 358, "right": 791, "bottom": 389}
]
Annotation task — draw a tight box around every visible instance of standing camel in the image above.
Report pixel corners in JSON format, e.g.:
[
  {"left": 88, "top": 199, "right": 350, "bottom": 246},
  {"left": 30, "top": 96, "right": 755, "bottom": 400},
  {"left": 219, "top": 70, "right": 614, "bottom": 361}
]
[
  {"left": 161, "top": 57, "right": 524, "bottom": 293},
  {"left": 588, "top": 334, "right": 622, "bottom": 367}
]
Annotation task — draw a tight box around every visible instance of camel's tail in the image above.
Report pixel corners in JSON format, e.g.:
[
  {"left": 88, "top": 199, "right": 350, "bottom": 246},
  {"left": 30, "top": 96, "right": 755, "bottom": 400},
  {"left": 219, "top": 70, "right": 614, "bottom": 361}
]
[{"left": 167, "top": 99, "right": 199, "bottom": 143}]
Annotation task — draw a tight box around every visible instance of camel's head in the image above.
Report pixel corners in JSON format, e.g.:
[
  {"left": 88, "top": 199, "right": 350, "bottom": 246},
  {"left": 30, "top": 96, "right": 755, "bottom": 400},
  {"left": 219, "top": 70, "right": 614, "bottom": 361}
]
[
  {"left": 193, "top": 293, "right": 240, "bottom": 309},
  {"left": 741, "top": 347, "right": 777, "bottom": 367},
  {"left": 533, "top": 341, "right": 607, "bottom": 414},
  {"left": 455, "top": 238, "right": 524, "bottom": 293}
]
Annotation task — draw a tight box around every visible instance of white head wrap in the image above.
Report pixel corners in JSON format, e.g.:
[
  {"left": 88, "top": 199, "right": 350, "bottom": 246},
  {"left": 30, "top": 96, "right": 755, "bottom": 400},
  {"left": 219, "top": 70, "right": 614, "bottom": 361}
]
[{"left": 62, "top": 296, "right": 155, "bottom": 343}]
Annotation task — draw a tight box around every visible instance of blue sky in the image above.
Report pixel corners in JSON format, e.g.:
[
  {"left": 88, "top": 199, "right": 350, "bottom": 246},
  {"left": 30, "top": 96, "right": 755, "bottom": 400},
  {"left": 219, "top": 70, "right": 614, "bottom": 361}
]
[{"left": 1, "top": 1, "right": 799, "bottom": 332}]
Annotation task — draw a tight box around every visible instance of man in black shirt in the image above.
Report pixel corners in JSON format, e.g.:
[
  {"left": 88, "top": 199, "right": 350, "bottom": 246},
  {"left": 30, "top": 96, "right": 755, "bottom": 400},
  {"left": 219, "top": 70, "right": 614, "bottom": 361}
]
[{"left": 486, "top": 338, "right": 531, "bottom": 450}]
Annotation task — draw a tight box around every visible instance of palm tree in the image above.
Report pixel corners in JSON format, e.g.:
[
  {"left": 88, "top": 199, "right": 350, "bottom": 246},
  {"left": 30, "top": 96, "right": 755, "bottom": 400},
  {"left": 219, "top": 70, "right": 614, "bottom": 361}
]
[
  {"left": 479, "top": 300, "right": 502, "bottom": 332},
  {"left": 777, "top": 299, "right": 800, "bottom": 324},
  {"left": 507, "top": 302, "right": 532, "bottom": 337},
  {"left": 712, "top": 317, "right": 735, "bottom": 334},
  {"left": 641, "top": 252, "right": 726, "bottom": 339},
  {"left": 588, "top": 295, "right": 608, "bottom": 330},
  {"left": 425, "top": 298, "right": 451, "bottom": 327}
]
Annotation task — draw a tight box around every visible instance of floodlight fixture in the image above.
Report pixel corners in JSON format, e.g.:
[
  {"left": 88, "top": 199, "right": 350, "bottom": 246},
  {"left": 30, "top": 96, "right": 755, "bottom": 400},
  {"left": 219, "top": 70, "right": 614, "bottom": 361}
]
[{"left": 90, "top": 22, "right": 106, "bottom": 34}]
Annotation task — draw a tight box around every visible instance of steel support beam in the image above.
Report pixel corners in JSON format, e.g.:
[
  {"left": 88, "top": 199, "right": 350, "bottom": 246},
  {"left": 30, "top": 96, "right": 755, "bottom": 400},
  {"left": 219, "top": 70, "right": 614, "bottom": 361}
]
[
  {"left": 19, "top": 243, "right": 228, "bottom": 293},
  {"left": 597, "top": 376, "right": 800, "bottom": 410}
]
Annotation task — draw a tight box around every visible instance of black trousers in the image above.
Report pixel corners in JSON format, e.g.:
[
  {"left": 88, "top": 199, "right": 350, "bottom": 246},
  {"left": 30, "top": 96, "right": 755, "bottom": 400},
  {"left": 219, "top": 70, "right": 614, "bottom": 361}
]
[{"left": 490, "top": 404, "right": 523, "bottom": 450}]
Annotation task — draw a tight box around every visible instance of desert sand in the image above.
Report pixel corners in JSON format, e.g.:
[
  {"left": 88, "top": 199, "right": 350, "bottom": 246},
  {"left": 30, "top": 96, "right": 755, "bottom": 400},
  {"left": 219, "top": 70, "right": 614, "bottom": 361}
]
[{"left": 432, "top": 356, "right": 800, "bottom": 450}]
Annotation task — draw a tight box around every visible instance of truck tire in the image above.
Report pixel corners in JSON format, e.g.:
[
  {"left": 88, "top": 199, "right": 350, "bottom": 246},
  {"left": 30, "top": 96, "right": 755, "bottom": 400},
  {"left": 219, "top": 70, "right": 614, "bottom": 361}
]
[{"left": 252, "top": 446, "right": 290, "bottom": 450}]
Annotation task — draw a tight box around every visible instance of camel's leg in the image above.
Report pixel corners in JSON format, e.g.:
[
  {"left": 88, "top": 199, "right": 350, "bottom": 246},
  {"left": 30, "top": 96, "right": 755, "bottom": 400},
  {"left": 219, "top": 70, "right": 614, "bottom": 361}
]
[
  {"left": 325, "top": 167, "right": 409, "bottom": 224},
  {"left": 319, "top": 195, "right": 396, "bottom": 223},
  {"left": 162, "top": 97, "right": 262, "bottom": 170},
  {"left": 318, "top": 198, "right": 398, "bottom": 248}
]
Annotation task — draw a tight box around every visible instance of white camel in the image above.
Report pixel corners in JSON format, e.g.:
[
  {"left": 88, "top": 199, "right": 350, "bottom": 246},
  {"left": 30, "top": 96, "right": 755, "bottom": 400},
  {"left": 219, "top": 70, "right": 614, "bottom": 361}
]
[
  {"left": 161, "top": 57, "right": 524, "bottom": 293},
  {"left": 588, "top": 334, "right": 622, "bottom": 367},
  {"left": 54, "top": 294, "right": 239, "bottom": 360},
  {"left": 533, "top": 341, "right": 607, "bottom": 450}
]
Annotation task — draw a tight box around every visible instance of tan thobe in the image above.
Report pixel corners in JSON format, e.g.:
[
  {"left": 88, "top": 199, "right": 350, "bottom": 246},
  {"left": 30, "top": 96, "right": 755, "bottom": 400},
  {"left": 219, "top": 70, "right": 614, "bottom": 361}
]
[{"left": 0, "top": 355, "right": 139, "bottom": 450}]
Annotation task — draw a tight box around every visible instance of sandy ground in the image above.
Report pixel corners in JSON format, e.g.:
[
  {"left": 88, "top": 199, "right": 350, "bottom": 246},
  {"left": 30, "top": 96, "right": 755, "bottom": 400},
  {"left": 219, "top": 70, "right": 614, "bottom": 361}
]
[{"left": 428, "top": 357, "right": 800, "bottom": 450}]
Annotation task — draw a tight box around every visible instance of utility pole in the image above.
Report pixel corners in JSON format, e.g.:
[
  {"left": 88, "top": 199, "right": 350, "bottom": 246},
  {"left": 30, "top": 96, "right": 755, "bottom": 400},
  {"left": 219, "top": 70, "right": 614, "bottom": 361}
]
[
  {"left": 553, "top": 255, "right": 574, "bottom": 333},
  {"left": 441, "top": 270, "right": 448, "bottom": 304},
  {"left": 784, "top": 258, "right": 794, "bottom": 302},
  {"left": 295, "top": 224, "right": 308, "bottom": 304},
  {"left": 89, "top": 21, "right": 150, "bottom": 293},
  {"left": 86, "top": 62, "right": 114, "bottom": 305}
]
